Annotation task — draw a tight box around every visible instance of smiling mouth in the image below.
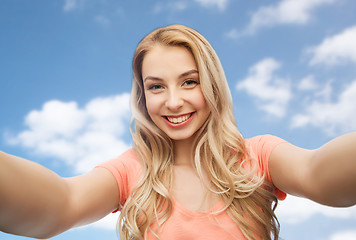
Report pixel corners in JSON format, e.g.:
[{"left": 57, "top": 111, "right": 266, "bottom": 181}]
[{"left": 165, "top": 113, "right": 193, "bottom": 124}]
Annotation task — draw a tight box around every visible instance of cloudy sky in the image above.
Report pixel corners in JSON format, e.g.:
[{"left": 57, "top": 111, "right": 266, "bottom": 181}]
[{"left": 1, "top": 0, "right": 356, "bottom": 239}]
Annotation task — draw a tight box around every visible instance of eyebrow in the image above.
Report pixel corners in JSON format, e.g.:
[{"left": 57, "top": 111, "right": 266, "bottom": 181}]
[
  {"left": 143, "top": 69, "right": 199, "bottom": 83},
  {"left": 179, "top": 69, "right": 199, "bottom": 78}
]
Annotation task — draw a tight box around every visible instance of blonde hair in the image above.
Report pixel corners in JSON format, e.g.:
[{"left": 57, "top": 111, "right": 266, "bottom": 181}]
[{"left": 119, "top": 24, "right": 280, "bottom": 240}]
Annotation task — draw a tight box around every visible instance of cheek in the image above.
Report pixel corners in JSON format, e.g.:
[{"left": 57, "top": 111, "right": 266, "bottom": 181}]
[
  {"left": 193, "top": 90, "right": 208, "bottom": 110},
  {"left": 145, "top": 95, "right": 161, "bottom": 118}
]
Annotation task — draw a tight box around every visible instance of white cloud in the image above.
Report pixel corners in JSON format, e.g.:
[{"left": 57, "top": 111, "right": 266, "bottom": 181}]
[
  {"left": 76, "top": 212, "right": 118, "bottom": 231},
  {"left": 307, "top": 25, "right": 356, "bottom": 66},
  {"left": 174, "top": 1, "right": 188, "bottom": 11},
  {"left": 238, "top": 0, "right": 336, "bottom": 36},
  {"left": 329, "top": 230, "right": 356, "bottom": 240},
  {"left": 298, "top": 75, "right": 318, "bottom": 91},
  {"left": 277, "top": 195, "right": 356, "bottom": 224},
  {"left": 194, "top": 0, "right": 228, "bottom": 11},
  {"left": 6, "top": 94, "right": 131, "bottom": 173},
  {"left": 152, "top": 1, "right": 188, "bottom": 14},
  {"left": 63, "top": 0, "right": 77, "bottom": 12},
  {"left": 225, "top": 28, "right": 239, "bottom": 39},
  {"left": 314, "top": 80, "right": 333, "bottom": 101},
  {"left": 297, "top": 76, "right": 333, "bottom": 104},
  {"left": 94, "top": 15, "right": 111, "bottom": 27},
  {"left": 153, "top": 0, "right": 226, "bottom": 14},
  {"left": 116, "top": 7, "right": 126, "bottom": 19},
  {"left": 63, "top": 0, "right": 85, "bottom": 12},
  {"left": 236, "top": 58, "right": 292, "bottom": 118},
  {"left": 291, "top": 80, "right": 356, "bottom": 135}
]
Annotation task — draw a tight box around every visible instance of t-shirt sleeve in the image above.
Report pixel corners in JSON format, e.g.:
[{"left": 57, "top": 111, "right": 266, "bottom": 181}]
[
  {"left": 95, "top": 149, "right": 141, "bottom": 210},
  {"left": 246, "top": 135, "right": 287, "bottom": 200}
]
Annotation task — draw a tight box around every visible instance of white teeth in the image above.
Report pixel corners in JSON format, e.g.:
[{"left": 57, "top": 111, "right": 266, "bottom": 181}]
[{"left": 167, "top": 114, "right": 191, "bottom": 124}]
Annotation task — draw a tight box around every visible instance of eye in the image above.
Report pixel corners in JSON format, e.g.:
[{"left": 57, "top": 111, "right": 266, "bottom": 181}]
[
  {"left": 182, "top": 79, "right": 199, "bottom": 87},
  {"left": 147, "top": 84, "right": 164, "bottom": 91}
]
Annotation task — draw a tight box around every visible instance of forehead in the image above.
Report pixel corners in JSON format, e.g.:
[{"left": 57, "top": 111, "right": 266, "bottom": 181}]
[{"left": 141, "top": 45, "right": 197, "bottom": 78}]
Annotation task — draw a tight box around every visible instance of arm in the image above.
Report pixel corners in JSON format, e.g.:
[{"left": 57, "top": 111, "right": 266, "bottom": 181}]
[
  {"left": 0, "top": 151, "right": 119, "bottom": 239},
  {"left": 269, "top": 132, "right": 356, "bottom": 207}
]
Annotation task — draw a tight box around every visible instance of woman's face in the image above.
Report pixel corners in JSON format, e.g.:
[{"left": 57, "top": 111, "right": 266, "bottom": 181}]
[{"left": 142, "top": 45, "right": 210, "bottom": 143}]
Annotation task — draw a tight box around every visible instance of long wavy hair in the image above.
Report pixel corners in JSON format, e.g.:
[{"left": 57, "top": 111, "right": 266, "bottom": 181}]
[{"left": 118, "top": 24, "right": 280, "bottom": 240}]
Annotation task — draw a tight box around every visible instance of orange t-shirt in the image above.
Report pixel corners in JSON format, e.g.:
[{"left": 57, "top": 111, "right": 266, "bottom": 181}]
[{"left": 97, "top": 135, "right": 287, "bottom": 239}]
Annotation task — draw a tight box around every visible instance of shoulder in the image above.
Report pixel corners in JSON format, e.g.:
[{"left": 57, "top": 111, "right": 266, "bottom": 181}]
[
  {"left": 244, "top": 136, "right": 283, "bottom": 172},
  {"left": 245, "top": 135, "right": 288, "bottom": 200},
  {"left": 245, "top": 134, "right": 287, "bottom": 157},
  {"left": 99, "top": 149, "right": 141, "bottom": 170},
  {"left": 96, "top": 149, "right": 142, "bottom": 206},
  {"left": 245, "top": 134, "right": 287, "bottom": 148},
  {"left": 96, "top": 148, "right": 142, "bottom": 189}
]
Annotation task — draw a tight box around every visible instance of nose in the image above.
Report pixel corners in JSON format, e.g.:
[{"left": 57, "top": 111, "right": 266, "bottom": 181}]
[{"left": 165, "top": 89, "right": 184, "bottom": 111}]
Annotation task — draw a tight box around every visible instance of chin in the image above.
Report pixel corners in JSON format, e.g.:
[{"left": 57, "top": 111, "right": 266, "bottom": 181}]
[{"left": 167, "top": 132, "right": 196, "bottom": 142}]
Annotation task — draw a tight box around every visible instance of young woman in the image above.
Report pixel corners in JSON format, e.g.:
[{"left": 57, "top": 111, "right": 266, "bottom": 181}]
[{"left": 0, "top": 24, "right": 355, "bottom": 240}]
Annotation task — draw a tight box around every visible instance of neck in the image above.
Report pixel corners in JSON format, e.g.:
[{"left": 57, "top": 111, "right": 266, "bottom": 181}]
[{"left": 173, "top": 138, "right": 195, "bottom": 166}]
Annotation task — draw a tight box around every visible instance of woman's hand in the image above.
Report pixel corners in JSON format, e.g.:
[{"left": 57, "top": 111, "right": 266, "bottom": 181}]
[
  {"left": 0, "top": 151, "right": 119, "bottom": 238},
  {"left": 269, "top": 132, "right": 356, "bottom": 207}
]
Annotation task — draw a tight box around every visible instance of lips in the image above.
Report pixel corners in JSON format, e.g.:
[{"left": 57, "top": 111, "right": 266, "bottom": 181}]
[{"left": 164, "top": 113, "right": 193, "bottom": 124}]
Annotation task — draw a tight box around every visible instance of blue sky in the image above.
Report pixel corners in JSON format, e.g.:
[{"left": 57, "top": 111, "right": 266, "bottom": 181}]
[{"left": 1, "top": 0, "right": 356, "bottom": 239}]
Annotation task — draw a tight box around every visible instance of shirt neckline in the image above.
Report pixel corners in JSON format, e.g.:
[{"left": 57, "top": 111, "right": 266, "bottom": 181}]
[{"left": 171, "top": 195, "right": 225, "bottom": 218}]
